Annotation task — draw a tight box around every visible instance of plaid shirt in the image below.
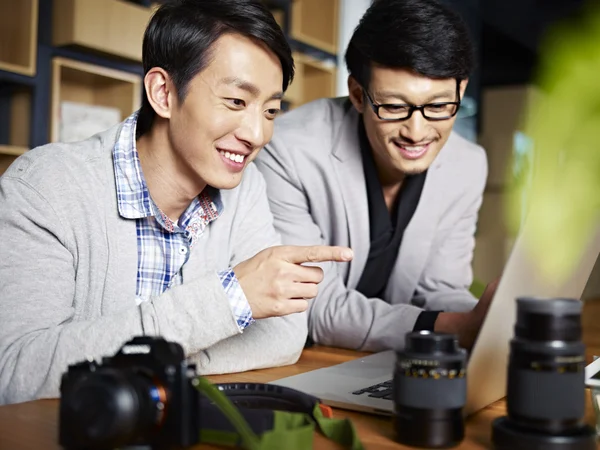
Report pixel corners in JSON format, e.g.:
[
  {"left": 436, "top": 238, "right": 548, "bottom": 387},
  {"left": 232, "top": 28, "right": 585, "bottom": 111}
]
[{"left": 112, "top": 113, "right": 254, "bottom": 330}]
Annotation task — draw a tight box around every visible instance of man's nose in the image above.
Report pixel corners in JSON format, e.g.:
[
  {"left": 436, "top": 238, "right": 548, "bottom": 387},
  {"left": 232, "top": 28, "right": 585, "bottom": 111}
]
[
  {"left": 235, "top": 112, "right": 266, "bottom": 148},
  {"left": 400, "top": 110, "right": 429, "bottom": 143}
]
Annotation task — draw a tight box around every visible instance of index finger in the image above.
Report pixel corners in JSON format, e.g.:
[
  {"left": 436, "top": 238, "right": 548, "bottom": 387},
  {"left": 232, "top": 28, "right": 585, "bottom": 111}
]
[{"left": 280, "top": 245, "right": 354, "bottom": 264}]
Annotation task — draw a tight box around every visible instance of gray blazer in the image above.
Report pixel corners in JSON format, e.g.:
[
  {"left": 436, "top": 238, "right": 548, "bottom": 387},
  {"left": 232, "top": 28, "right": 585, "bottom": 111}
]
[{"left": 255, "top": 98, "right": 488, "bottom": 352}]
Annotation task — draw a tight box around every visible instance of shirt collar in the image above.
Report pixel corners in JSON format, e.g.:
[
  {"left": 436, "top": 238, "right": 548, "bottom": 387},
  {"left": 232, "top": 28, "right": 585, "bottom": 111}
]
[{"left": 112, "top": 112, "right": 223, "bottom": 225}]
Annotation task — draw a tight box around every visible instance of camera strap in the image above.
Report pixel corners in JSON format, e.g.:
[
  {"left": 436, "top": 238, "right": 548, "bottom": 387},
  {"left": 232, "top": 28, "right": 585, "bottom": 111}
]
[{"left": 194, "top": 377, "right": 365, "bottom": 450}]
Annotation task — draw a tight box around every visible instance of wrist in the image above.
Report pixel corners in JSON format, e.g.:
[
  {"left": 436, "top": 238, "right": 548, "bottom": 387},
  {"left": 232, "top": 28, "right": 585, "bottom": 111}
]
[
  {"left": 434, "top": 311, "right": 473, "bottom": 349},
  {"left": 413, "top": 310, "right": 442, "bottom": 332}
]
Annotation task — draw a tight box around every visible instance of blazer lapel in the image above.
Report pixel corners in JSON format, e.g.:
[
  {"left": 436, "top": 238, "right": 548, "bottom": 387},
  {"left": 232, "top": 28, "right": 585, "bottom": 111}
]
[{"left": 331, "top": 108, "right": 370, "bottom": 288}]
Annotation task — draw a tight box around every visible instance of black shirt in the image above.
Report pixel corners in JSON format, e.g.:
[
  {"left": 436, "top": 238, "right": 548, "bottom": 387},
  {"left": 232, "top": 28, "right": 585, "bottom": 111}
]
[{"left": 354, "top": 117, "right": 440, "bottom": 331}]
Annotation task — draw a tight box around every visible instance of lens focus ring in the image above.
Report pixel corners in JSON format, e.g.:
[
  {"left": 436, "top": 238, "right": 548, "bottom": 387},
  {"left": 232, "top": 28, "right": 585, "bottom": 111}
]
[
  {"left": 394, "top": 376, "right": 466, "bottom": 409},
  {"left": 506, "top": 297, "right": 587, "bottom": 435}
]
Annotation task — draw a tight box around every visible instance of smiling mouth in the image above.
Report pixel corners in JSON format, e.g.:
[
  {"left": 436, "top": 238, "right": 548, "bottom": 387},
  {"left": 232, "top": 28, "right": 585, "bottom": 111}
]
[
  {"left": 218, "top": 150, "right": 247, "bottom": 164},
  {"left": 395, "top": 142, "right": 432, "bottom": 151},
  {"left": 393, "top": 141, "right": 432, "bottom": 160}
]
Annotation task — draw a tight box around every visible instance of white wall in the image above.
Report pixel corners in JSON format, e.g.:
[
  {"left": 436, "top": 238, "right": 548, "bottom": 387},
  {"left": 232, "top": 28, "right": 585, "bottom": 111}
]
[{"left": 336, "top": 0, "right": 372, "bottom": 97}]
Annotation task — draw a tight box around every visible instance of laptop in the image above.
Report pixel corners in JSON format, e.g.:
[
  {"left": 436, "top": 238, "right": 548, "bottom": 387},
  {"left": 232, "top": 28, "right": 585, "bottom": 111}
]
[{"left": 271, "top": 220, "right": 600, "bottom": 416}]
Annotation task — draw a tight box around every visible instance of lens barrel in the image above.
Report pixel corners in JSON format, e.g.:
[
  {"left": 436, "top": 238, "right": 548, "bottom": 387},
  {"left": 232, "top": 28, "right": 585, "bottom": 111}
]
[
  {"left": 492, "top": 297, "right": 596, "bottom": 450},
  {"left": 509, "top": 298, "right": 586, "bottom": 434},
  {"left": 393, "top": 331, "right": 467, "bottom": 448},
  {"left": 60, "top": 369, "right": 162, "bottom": 449}
]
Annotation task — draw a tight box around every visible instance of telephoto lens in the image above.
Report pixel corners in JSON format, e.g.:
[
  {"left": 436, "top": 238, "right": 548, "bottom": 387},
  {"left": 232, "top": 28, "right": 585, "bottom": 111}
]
[
  {"left": 492, "top": 297, "right": 596, "bottom": 450},
  {"left": 60, "top": 367, "right": 169, "bottom": 449},
  {"left": 393, "top": 331, "right": 467, "bottom": 448}
]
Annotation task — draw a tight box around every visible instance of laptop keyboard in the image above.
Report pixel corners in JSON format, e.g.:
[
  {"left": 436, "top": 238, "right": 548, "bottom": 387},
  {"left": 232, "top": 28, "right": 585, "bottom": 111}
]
[{"left": 351, "top": 379, "right": 393, "bottom": 400}]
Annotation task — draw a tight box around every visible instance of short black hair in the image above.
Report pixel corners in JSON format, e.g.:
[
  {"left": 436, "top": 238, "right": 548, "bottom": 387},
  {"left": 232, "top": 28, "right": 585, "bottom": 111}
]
[
  {"left": 137, "top": 0, "right": 294, "bottom": 137},
  {"left": 345, "top": 0, "right": 474, "bottom": 88}
]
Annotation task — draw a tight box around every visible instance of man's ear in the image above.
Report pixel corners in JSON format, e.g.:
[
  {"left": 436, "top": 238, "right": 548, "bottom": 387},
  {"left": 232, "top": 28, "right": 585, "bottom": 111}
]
[
  {"left": 459, "top": 78, "right": 469, "bottom": 100},
  {"left": 347, "top": 76, "right": 365, "bottom": 114},
  {"left": 143, "top": 67, "right": 175, "bottom": 119}
]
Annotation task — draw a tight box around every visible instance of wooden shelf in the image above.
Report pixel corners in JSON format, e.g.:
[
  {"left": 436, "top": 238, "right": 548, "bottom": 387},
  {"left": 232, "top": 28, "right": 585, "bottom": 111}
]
[
  {"left": 50, "top": 57, "right": 142, "bottom": 143},
  {"left": 53, "top": 0, "right": 153, "bottom": 62},
  {"left": 0, "top": 0, "right": 38, "bottom": 76},
  {"left": 0, "top": 87, "right": 31, "bottom": 150},
  {"left": 285, "top": 52, "right": 336, "bottom": 109},
  {"left": 0, "top": 87, "right": 31, "bottom": 175},
  {"left": 271, "top": 8, "right": 285, "bottom": 30},
  {"left": 290, "top": 0, "right": 338, "bottom": 54},
  {"left": 0, "top": 146, "right": 28, "bottom": 157},
  {"left": 0, "top": 0, "right": 340, "bottom": 169}
]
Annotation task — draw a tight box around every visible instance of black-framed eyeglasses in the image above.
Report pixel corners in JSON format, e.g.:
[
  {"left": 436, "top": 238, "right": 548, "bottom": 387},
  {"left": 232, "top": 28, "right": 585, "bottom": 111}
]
[{"left": 363, "top": 80, "right": 462, "bottom": 121}]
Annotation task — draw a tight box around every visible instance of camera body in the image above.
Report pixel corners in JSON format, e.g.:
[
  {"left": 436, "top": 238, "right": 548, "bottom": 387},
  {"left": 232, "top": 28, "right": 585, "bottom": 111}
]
[{"left": 59, "top": 336, "right": 200, "bottom": 450}]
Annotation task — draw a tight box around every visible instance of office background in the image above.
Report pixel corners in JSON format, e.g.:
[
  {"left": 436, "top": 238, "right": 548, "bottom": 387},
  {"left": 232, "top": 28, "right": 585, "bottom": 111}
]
[{"left": 0, "top": 0, "right": 597, "bottom": 297}]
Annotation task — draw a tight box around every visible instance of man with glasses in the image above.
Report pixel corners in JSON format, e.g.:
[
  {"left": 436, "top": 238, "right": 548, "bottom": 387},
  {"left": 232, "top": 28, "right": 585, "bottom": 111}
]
[{"left": 255, "top": 0, "right": 497, "bottom": 352}]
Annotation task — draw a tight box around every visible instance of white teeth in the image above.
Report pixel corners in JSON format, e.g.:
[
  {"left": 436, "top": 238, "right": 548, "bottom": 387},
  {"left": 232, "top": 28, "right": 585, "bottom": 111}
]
[
  {"left": 220, "top": 150, "right": 246, "bottom": 163},
  {"left": 403, "top": 145, "right": 425, "bottom": 152}
]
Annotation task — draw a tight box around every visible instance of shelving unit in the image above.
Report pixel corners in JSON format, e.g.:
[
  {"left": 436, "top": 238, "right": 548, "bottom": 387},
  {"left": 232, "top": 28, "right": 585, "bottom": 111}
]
[
  {"left": 1, "top": 88, "right": 31, "bottom": 151},
  {"left": 0, "top": 0, "right": 340, "bottom": 174},
  {"left": 52, "top": 0, "right": 154, "bottom": 62},
  {"left": 271, "top": 8, "right": 285, "bottom": 29},
  {"left": 285, "top": 52, "right": 336, "bottom": 109},
  {"left": 0, "top": 146, "right": 29, "bottom": 156},
  {"left": 290, "top": 0, "right": 338, "bottom": 54},
  {"left": 0, "top": 0, "right": 39, "bottom": 76},
  {"left": 50, "top": 57, "right": 142, "bottom": 142},
  {"left": 0, "top": 86, "right": 31, "bottom": 172}
]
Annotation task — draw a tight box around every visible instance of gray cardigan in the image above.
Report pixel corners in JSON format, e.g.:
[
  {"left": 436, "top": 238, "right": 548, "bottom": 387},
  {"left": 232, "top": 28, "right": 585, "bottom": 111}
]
[{"left": 0, "top": 124, "right": 306, "bottom": 405}]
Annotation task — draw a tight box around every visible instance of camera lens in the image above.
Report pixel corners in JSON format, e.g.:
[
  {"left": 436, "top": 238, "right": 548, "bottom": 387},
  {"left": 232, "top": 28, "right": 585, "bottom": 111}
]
[
  {"left": 492, "top": 297, "right": 596, "bottom": 450},
  {"left": 393, "top": 331, "right": 467, "bottom": 448},
  {"left": 507, "top": 298, "right": 586, "bottom": 434},
  {"left": 60, "top": 368, "right": 166, "bottom": 449}
]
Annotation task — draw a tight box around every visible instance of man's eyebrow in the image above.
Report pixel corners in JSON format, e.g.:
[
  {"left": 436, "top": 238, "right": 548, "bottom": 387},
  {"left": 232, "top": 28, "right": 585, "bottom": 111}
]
[
  {"left": 220, "top": 76, "right": 260, "bottom": 96},
  {"left": 375, "top": 89, "right": 457, "bottom": 104},
  {"left": 219, "top": 76, "right": 283, "bottom": 100}
]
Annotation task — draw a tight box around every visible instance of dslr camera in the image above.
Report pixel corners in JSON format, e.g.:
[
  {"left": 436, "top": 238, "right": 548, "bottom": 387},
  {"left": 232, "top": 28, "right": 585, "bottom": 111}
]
[{"left": 59, "top": 336, "right": 200, "bottom": 450}]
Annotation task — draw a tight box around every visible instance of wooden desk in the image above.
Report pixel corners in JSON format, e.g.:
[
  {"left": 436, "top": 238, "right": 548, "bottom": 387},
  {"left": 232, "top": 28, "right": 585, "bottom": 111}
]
[{"left": 2, "top": 300, "right": 600, "bottom": 450}]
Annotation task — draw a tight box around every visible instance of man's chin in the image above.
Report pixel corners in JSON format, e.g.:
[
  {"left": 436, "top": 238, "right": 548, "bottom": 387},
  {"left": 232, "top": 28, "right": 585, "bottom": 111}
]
[
  {"left": 397, "top": 161, "right": 430, "bottom": 176},
  {"left": 208, "top": 173, "right": 244, "bottom": 191}
]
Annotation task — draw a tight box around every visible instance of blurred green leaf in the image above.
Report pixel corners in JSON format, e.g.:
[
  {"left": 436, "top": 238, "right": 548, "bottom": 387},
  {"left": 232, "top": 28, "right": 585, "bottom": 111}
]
[{"left": 506, "top": 3, "right": 600, "bottom": 283}]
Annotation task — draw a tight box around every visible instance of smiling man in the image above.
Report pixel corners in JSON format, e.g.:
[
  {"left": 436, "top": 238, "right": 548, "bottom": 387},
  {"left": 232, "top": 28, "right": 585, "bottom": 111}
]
[
  {"left": 0, "top": 0, "right": 353, "bottom": 405},
  {"left": 255, "top": 0, "right": 497, "bottom": 353}
]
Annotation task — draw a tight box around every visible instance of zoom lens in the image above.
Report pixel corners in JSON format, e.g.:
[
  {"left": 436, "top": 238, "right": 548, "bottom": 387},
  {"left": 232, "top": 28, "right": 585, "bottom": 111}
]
[
  {"left": 393, "top": 331, "right": 467, "bottom": 448},
  {"left": 492, "top": 297, "right": 596, "bottom": 450},
  {"left": 60, "top": 368, "right": 166, "bottom": 449},
  {"left": 507, "top": 298, "right": 585, "bottom": 434}
]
